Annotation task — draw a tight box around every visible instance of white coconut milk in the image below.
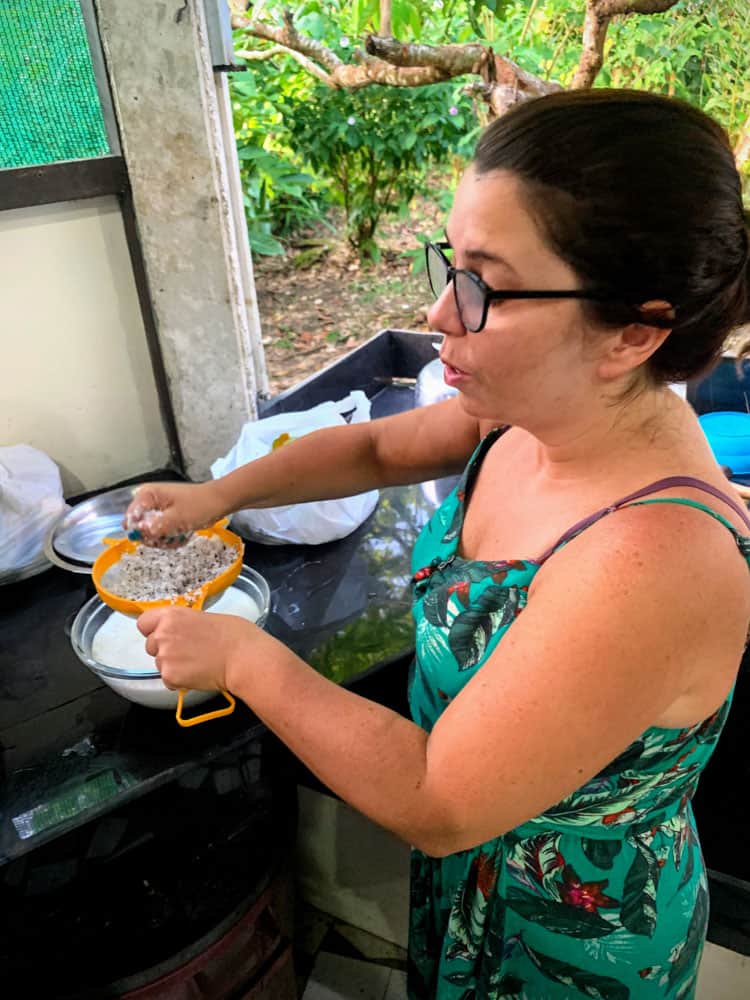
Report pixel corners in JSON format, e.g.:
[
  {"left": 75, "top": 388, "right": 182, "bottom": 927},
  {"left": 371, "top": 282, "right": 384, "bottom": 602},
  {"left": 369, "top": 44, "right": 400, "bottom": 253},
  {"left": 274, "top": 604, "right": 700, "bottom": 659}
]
[{"left": 91, "top": 586, "right": 262, "bottom": 709}]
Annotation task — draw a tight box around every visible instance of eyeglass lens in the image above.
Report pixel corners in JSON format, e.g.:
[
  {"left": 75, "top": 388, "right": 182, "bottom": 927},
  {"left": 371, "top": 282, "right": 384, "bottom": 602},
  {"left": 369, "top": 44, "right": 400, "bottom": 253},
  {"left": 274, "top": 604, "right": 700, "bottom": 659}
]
[
  {"left": 426, "top": 244, "right": 449, "bottom": 299},
  {"left": 426, "top": 244, "right": 485, "bottom": 332}
]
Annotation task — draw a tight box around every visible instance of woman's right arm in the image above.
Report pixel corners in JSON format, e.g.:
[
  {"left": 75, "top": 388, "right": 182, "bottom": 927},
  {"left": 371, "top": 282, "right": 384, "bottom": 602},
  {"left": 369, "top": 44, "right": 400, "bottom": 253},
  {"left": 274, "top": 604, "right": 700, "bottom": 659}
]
[{"left": 126, "top": 396, "right": 481, "bottom": 541}]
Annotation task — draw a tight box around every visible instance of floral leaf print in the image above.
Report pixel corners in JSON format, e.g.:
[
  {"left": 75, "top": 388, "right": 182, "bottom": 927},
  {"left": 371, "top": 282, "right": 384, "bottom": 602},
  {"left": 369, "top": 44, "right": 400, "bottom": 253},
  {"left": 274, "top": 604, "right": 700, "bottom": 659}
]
[
  {"left": 492, "top": 974, "right": 525, "bottom": 996},
  {"left": 677, "top": 823, "right": 697, "bottom": 892},
  {"left": 581, "top": 838, "right": 623, "bottom": 871},
  {"left": 462, "top": 562, "right": 510, "bottom": 585},
  {"left": 521, "top": 938, "right": 630, "bottom": 1000},
  {"left": 422, "top": 583, "right": 452, "bottom": 628},
  {"left": 410, "top": 656, "right": 444, "bottom": 719},
  {"left": 415, "top": 615, "right": 453, "bottom": 675},
  {"left": 544, "top": 783, "right": 643, "bottom": 828},
  {"left": 594, "top": 741, "right": 646, "bottom": 779},
  {"left": 449, "top": 585, "right": 520, "bottom": 670},
  {"left": 420, "top": 562, "right": 502, "bottom": 626},
  {"left": 629, "top": 811, "right": 666, "bottom": 840},
  {"left": 558, "top": 864, "right": 620, "bottom": 913},
  {"left": 620, "top": 837, "right": 660, "bottom": 937},
  {"left": 667, "top": 884, "right": 709, "bottom": 997},
  {"left": 692, "top": 700, "right": 730, "bottom": 743},
  {"left": 670, "top": 818, "right": 689, "bottom": 870},
  {"left": 442, "top": 492, "right": 465, "bottom": 543},
  {"left": 508, "top": 834, "right": 565, "bottom": 898},
  {"left": 446, "top": 852, "right": 499, "bottom": 961},
  {"left": 506, "top": 888, "right": 618, "bottom": 938},
  {"left": 445, "top": 971, "right": 474, "bottom": 985}
]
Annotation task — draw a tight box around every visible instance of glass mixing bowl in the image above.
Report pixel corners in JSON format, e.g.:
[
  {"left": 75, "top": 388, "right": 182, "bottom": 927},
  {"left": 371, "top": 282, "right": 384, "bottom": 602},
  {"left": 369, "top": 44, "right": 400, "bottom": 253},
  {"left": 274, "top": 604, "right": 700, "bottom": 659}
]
[{"left": 70, "top": 566, "right": 271, "bottom": 710}]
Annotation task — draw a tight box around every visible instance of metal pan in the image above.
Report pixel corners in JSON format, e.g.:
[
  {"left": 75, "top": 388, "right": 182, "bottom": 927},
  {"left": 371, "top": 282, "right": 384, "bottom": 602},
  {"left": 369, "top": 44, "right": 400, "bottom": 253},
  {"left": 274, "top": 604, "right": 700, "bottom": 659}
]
[{"left": 44, "top": 485, "right": 138, "bottom": 571}]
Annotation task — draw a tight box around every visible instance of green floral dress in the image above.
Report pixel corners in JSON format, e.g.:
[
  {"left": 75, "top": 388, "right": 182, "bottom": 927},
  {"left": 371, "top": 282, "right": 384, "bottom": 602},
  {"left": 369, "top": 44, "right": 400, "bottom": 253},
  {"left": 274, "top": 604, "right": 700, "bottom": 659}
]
[{"left": 408, "top": 428, "right": 750, "bottom": 1000}]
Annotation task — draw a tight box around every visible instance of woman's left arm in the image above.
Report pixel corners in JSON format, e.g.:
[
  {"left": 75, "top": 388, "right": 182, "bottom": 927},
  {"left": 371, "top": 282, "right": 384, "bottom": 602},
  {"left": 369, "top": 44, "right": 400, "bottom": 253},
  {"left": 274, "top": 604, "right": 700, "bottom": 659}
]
[
  {"left": 139, "top": 501, "right": 750, "bottom": 857},
  {"left": 138, "top": 606, "right": 441, "bottom": 846}
]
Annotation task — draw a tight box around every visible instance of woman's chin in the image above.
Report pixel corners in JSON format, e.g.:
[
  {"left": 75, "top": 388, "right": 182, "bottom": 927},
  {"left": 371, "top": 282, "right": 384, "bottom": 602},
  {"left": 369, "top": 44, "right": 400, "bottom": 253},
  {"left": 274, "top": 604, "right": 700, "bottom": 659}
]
[{"left": 456, "top": 390, "right": 507, "bottom": 424}]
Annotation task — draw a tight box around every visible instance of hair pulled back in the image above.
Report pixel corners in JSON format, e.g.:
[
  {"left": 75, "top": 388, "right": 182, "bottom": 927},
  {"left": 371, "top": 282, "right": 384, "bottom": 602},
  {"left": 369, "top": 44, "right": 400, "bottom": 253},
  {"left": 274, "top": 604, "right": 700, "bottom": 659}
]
[{"left": 473, "top": 89, "right": 750, "bottom": 382}]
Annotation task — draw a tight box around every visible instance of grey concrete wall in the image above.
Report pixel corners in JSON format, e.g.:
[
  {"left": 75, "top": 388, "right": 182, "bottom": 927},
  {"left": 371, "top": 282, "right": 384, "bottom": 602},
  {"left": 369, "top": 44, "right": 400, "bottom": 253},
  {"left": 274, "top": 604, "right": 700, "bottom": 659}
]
[{"left": 95, "top": 0, "right": 267, "bottom": 479}]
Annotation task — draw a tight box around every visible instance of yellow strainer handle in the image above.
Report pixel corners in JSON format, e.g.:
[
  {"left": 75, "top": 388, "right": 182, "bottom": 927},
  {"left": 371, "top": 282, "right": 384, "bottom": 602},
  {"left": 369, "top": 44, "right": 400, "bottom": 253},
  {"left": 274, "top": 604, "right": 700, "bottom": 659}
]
[{"left": 175, "top": 689, "right": 236, "bottom": 727}]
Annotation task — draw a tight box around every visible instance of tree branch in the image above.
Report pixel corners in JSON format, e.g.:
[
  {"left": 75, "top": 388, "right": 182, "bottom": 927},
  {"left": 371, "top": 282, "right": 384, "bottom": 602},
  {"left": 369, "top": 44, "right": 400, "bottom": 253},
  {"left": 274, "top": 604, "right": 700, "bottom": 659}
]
[
  {"left": 232, "top": 12, "right": 451, "bottom": 88},
  {"left": 597, "top": 0, "right": 681, "bottom": 14},
  {"left": 366, "top": 35, "right": 486, "bottom": 73},
  {"left": 571, "top": 4, "right": 611, "bottom": 88},
  {"left": 232, "top": 1, "right": 674, "bottom": 115},
  {"left": 236, "top": 45, "right": 286, "bottom": 60},
  {"left": 232, "top": 9, "right": 344, "bottom": 73},
  {"left": 380, "top": 0, "right": 392, "bottom": 37},
  {"left": 571, "top": 0, "right": 680, "bottom": 89},
  {"left": 365, "top": 35, "right": 561, "bottom": 110},
  {"left": 236, "top": 44, "right": 334, "bottom": 85}
]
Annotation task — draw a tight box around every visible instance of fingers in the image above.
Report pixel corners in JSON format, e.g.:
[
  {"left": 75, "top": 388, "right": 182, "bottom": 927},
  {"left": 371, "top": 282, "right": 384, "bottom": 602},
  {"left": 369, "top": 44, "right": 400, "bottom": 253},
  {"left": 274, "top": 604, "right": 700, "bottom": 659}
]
[
  {"left": 138, "top": 612, "right": 177, "bottom": 687},
  {"left": 124, "top": 486, "right": 159, "bottom": 526},
  {"left": 155, "top": 656, "right": 179, "bottom": 690},
  {"left": 124, "top": 487, "right": 195, "bottom": 548},
  {"left": 137, "top": 608, "right": 164, "bottom": 637}
]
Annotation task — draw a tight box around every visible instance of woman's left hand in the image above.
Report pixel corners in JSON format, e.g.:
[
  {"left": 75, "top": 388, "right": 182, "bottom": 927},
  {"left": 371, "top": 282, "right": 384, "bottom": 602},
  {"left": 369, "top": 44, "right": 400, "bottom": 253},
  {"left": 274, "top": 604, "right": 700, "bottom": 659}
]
[{"left": 137, "top": 607, "right": 255, "bottom": 692}]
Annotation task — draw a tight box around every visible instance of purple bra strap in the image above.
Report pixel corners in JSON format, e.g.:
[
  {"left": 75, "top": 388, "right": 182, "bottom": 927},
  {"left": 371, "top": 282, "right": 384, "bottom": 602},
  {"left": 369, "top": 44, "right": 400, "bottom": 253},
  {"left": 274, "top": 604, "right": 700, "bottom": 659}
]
[{"left": 537, "top": 475, "right": 750, "bottom": 564}]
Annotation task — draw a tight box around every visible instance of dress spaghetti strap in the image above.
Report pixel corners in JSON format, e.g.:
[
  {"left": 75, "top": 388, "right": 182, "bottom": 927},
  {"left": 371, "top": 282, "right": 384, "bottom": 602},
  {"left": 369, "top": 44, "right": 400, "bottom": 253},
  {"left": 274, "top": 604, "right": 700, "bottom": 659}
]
[{"left": 537, "top": 475, "right": 750, "bottom": 564}]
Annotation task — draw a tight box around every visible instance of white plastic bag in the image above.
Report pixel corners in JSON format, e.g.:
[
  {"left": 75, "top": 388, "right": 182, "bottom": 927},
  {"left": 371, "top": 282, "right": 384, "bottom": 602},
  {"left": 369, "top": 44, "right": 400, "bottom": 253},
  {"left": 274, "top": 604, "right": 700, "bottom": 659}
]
[
  {"left": 210, "top": 391, "right": 379, "bottom": 544},
  {"left": 0, "top": 445, "right": 69, "bottom": 572}
]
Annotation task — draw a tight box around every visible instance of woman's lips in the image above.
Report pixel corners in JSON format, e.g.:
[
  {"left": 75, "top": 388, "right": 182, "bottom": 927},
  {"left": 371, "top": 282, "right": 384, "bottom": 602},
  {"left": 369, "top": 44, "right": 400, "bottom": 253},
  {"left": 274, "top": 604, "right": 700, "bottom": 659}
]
[{"left": 441, "top": 358, "right": 469, "bottom": 386}]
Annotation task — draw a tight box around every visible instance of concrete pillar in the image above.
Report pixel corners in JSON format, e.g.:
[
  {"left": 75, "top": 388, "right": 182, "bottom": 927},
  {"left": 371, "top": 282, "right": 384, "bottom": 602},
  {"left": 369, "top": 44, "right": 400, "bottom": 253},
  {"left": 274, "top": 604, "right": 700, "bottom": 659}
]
[{"left": 95, "top": 0, "right": 268, "bottom": 479}]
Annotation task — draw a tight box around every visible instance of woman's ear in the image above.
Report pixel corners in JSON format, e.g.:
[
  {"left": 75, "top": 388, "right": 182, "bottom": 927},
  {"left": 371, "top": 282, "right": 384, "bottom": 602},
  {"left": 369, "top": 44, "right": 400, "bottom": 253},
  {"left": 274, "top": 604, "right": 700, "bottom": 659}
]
[{"left": 597, "top": 301, "right": 674, "bottom": 380}]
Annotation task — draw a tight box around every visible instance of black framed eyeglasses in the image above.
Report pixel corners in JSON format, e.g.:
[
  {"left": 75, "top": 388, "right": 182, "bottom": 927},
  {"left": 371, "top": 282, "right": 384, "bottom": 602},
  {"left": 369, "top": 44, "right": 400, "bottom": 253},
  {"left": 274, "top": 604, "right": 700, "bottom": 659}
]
[{"left": 425, "top": 241, "right": 615, "bottom": 333}]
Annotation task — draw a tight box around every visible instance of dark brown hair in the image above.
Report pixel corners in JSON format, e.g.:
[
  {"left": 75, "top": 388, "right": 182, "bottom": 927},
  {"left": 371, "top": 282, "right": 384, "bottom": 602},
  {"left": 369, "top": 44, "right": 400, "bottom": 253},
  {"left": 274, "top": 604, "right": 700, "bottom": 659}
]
[{"left": 473, "top": 89, "right": 750, "bottom": 382}]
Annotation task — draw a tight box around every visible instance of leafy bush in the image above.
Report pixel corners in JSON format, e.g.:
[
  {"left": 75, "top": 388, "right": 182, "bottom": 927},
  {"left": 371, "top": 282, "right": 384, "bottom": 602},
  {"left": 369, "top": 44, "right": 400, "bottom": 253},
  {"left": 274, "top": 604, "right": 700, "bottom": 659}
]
[
  {"left": 231, "top": 64, "right": 327, "bottom": 255},
  {"left": 286, "top": 82, "right": 476, "bottom": 259},
  {"left": 232, "top": 1, "right": 748, "bottom": 254}
]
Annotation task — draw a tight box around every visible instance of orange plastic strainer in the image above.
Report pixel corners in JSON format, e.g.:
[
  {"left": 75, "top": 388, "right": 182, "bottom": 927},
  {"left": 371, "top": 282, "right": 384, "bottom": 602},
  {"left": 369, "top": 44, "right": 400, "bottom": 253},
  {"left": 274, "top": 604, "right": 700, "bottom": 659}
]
[
  {"left": 92, "top": 520, "right": 244, "bottom": 615},
  {"left": 91, "top": 520, "right": 245, "bottom": 726}
]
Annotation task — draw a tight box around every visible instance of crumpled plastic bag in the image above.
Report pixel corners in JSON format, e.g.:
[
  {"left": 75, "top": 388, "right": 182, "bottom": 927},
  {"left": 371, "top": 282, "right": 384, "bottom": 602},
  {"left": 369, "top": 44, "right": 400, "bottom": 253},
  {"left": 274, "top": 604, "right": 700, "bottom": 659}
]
[
  {"left": 0, "top": 445, "right": 69, "bottom": 573},
  {"left": 210, "top": 391, "right": 379, "bottom": 545}
]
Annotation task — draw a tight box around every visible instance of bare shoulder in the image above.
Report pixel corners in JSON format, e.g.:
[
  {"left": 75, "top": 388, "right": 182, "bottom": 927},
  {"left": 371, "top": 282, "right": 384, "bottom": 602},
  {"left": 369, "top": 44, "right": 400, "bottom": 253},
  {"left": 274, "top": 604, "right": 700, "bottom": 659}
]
[
  {"left": 536, "top": 494, "right": 750, "bottom": 598},
  {"left": 529, "top": 497, "right": 750, "bottom": 722}
]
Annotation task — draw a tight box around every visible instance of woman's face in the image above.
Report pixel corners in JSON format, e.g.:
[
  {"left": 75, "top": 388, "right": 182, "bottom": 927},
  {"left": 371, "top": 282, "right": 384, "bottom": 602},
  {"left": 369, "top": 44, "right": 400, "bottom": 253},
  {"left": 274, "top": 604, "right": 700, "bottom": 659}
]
[{"left": 429, "top": 166, "right": 607, "bottom": 430}]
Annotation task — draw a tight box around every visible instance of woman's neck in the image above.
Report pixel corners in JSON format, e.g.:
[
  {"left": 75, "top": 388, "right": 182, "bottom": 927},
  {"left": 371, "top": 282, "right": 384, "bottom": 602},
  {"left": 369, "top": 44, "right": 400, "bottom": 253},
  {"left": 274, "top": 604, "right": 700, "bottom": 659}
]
[{"left": 524, "top": 385, "right": 686, "bottom": 485}]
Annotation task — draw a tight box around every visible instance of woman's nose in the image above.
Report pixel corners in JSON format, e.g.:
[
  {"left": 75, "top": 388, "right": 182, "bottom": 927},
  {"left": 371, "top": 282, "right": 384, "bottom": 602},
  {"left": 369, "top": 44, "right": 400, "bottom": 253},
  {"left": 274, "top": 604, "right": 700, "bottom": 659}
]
[{"left": 427, "top": 281, "right": 466, "bottom": 337}]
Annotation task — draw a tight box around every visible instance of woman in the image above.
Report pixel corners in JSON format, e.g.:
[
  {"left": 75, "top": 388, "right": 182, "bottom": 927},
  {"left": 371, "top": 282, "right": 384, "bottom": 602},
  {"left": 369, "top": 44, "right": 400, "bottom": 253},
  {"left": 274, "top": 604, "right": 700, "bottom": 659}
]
[{"left": 128, "top": 90, "right": 750, "bottom": 998}]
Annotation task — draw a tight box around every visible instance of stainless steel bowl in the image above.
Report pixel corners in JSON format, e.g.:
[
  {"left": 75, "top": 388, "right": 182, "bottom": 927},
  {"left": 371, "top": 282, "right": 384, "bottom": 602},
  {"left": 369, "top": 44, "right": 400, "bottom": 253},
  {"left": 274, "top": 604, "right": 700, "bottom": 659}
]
[
  {"left": 69, "top": 567, "right": 271, "bottom": 708},
  {"left": 45, "top": 485, "right": 138, "bottom": 571}
]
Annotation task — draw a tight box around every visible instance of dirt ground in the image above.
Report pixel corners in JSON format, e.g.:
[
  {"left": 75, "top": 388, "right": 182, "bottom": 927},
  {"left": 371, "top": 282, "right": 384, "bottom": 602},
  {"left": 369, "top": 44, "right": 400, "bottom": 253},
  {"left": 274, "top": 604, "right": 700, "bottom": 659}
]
[{"left": 253, "top": 197, "right": 443, "bottom": 395}]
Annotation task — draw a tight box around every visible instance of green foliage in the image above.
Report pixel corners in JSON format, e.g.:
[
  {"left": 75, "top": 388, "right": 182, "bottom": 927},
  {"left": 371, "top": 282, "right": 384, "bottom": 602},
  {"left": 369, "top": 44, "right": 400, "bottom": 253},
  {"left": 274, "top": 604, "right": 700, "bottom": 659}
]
[
  {"left": 231, "top": 60, "right": 327, "bottom": 255},
  {"left": 231, "top": 1, "right": 749, "bottom": 255},
  {"left": 597, "top": 0, "right": 749, "bottom": 145},
  {"left": 286, "top": 82, "right": 475, "bottom": 259}
]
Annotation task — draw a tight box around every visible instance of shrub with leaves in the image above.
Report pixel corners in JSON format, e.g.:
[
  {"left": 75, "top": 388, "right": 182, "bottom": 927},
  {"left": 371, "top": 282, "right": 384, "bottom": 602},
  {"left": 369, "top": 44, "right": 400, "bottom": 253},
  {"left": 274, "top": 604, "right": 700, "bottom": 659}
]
[
  {"left": 286, "top": 82, "right": 476, "bottom": 260},
  {"left": 231, "top": 63, "right": 327, "bottom": 255}
]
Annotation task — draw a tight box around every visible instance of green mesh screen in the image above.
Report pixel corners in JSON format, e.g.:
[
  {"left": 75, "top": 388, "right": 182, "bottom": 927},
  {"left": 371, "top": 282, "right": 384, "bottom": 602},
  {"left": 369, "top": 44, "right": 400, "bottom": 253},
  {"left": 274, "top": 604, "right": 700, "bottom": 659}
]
[{"left": 0, "top": 1, "right": 111, "bottom": 169}]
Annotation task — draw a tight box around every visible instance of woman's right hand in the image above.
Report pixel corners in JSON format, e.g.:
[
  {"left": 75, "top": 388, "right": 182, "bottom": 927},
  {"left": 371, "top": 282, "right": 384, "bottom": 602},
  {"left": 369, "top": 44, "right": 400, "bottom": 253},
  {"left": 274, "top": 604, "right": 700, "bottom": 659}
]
[{"left": 122, "top": 481, "right": 226, "bottom": 546}]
